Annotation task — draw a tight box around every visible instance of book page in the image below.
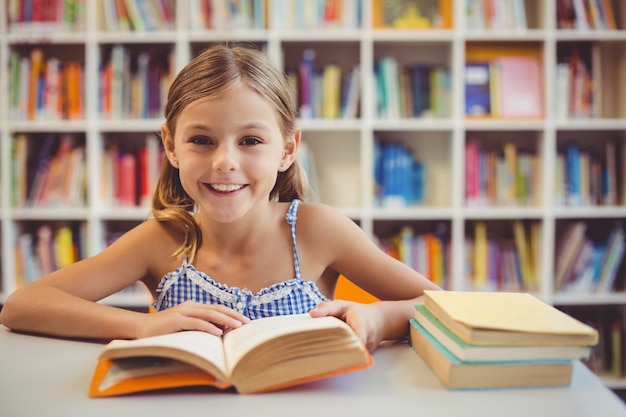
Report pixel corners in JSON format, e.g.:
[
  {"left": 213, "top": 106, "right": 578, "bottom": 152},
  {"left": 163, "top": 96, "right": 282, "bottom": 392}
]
[
  {"left": 223, "top": 314, "right": 347, "bottom": 368},
  {"left": 102, "top": 331, "right": 228, "bottom": 377}
]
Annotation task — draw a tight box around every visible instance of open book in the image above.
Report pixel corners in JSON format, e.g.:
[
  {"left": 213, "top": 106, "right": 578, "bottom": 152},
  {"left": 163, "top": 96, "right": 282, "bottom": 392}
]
[{"left": 88, "top": 314, "right": 373, "bottom": 396}]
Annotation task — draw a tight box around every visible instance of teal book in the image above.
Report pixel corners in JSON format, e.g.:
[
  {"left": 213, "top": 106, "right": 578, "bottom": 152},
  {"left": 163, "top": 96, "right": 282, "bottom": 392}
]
[
  {"left": 413, "top": 304, "right": 591, "bottom": 363},
  {"left": 409, "top": 318, "right": 573, "bottom": 390}
]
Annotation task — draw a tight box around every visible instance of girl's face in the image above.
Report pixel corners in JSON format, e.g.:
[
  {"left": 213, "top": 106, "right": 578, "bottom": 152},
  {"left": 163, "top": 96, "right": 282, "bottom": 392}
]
[{"left": 162, "top": 83, "right": 299, "bottom": 223}]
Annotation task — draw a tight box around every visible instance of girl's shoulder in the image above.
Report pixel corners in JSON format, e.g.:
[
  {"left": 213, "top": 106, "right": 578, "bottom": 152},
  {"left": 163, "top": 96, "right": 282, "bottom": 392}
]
[{"left": 291, "top": 201, "right": 360, "bottom": 237}]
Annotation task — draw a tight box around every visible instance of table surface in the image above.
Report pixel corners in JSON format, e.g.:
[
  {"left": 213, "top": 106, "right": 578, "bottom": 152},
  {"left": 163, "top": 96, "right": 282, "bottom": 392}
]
[{"left": 1, "top": 326, "right": 626, "bottom": 417}]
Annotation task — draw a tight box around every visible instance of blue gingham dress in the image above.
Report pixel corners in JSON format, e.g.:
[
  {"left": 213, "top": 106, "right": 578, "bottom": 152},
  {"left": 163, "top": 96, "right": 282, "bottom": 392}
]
[{"left": 152, "top": 199, "right": 329, "bottom": 319}]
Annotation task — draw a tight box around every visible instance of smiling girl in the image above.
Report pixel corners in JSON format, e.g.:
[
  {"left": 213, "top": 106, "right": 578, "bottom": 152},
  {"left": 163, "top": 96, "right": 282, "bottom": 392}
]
[{"left": 0, "top": 44, "right": 440, "bottom": 351}]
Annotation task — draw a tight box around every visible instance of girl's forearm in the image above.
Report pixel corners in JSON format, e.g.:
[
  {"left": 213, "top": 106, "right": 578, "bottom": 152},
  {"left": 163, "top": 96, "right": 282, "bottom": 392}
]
[{"left": 0, "top": 284, "right": 144, "bottom": 340}]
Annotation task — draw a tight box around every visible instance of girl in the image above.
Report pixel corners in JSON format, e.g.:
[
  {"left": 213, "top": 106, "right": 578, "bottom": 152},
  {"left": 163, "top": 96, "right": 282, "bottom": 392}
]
[{"left": 0, "top": 44, "right": 440, "bottom": 352}]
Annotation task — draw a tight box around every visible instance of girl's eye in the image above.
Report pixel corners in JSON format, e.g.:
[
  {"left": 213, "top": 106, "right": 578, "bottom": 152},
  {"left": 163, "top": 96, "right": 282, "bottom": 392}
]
[
  {"left": 190, "top": 136, "right": 211, "bottom": 145},
  {"left": 241, "top": 137, "right": 262, "bottom": 146}
]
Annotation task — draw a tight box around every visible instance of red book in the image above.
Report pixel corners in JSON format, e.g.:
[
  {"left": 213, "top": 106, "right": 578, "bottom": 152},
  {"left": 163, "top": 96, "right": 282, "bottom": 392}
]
[{"left": 117, "top": 153, "right": 137, "bottom": 206}]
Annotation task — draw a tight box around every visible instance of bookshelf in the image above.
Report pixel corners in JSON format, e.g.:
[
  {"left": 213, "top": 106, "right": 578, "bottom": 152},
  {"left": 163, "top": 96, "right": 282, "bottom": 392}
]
[{"left": 1, "top": 0, "right": 626, "bottom": 387}]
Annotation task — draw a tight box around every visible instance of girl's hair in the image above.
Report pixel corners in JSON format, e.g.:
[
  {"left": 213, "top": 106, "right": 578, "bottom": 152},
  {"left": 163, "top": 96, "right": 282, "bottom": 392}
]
[{"left": 152, "top": 44, "right": 311, "bottom": 262}]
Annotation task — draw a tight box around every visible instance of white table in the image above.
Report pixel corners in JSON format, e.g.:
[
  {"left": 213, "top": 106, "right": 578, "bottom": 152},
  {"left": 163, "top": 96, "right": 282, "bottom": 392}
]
[{"left": 1, "top": 326, "right": 625, "bottom": 417}]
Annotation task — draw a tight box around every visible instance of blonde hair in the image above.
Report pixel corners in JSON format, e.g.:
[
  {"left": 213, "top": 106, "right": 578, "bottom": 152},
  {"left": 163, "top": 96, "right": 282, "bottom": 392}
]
[{"left": 152, "top": 44, "right": 311, "bottom": 262}]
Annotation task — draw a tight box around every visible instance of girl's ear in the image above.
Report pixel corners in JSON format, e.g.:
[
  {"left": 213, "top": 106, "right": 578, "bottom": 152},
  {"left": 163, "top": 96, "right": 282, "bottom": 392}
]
[
  {"left": 279, "top": 129, "right": 301, "bottom": 172},
  {"left": 161, "top": 124, "right": 179, "bottom": 168}
]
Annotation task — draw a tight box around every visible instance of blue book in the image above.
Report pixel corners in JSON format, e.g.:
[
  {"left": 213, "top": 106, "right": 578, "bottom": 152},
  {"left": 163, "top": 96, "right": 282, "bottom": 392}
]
[
  {"left": 464, "top": 62, "right": 491, "bottom": 116},
  {"left": 566, "top": 143, "right": 580, "bottom": 205},
  {"left": 409, "top": 64, "right": 431, "bottom": 117}
]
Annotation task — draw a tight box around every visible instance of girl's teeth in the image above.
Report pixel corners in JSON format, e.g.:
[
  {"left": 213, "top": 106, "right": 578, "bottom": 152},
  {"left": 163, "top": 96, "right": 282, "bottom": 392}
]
[{"left": 212, "top": 184, "right": 243, "bottom": 192}]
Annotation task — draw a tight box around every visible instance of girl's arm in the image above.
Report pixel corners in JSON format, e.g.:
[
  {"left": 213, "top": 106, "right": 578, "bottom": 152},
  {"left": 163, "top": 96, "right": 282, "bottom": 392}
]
[
  {"left": 0, "top": 220, "right": 247, "bottom": 339},
  {"left": 300, "top": 204, "right": 441, "bottom": 351}
]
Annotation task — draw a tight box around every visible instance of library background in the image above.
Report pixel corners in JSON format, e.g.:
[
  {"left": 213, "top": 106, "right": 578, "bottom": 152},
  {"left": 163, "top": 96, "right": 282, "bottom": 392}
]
[{"left": 1, "top": 0, "right": 626, "bottom": 397}]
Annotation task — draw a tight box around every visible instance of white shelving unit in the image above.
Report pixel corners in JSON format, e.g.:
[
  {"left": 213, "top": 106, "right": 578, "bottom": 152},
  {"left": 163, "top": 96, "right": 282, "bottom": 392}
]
[{"left": 1, "top": 0, "right": 626, "bottom": 385}]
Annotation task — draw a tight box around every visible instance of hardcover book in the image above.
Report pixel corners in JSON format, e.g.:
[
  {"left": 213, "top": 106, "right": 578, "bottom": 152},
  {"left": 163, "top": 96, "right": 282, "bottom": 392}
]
[{"left": 88, "top": 314, "right": 373, "bottom": 396}]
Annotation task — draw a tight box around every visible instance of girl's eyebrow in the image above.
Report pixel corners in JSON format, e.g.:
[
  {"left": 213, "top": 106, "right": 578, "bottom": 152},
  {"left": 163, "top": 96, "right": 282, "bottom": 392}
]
[{"left": 182, "top": 122, "right": 272, "bottom": 134}]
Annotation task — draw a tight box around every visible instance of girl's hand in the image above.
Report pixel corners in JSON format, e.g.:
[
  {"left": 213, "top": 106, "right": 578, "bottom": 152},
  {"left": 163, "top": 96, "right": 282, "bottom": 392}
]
[
  {"left": 309, "top": 300, "right": 385, "bottom": 352},
  {"left": 137, "top": 301, "right": 250, "bottom": 338}
]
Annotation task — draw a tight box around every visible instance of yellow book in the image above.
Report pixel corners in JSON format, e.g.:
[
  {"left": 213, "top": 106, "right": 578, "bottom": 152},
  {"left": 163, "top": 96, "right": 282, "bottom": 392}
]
[
  {"left": 473, "top": 221, "right": 488, "bottom": 289},
  {"left": 54, "top": 226, "right": 76, "bottom": 268},
  {"left": 502, "top": 142, "right": 517, "bottom": 204},
  {"left": 512, "top": 220, "right": 534, "bottom": 290},
  {"left": 423, "top": 290, "right": 599, "bottom": 346},
  {"left": 322, "top": 63, "right": 341, "bottom": 119}
]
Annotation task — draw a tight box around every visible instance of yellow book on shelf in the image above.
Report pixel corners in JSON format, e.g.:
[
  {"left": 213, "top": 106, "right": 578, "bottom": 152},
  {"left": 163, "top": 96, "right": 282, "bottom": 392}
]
[
  {"left": 423, "top": 290, "right": 599, "bottom": 346},
  {"left": 512, "top": 220, "right": 534, "bottom": 290},
  {"left": 502, "top": 142, "right": 517, "bottom": 204},
  {"left": 54, "top": 226, "right": 76, "bottom": 268},
  {"left": 473, "top": 221, "right": 488, "bottom": 289},
  {"left": 322, "top": 63, "right": 341, "bottom": 119},
  {"left": 372, "top": 0, "right": 453, "bottom": 29}
]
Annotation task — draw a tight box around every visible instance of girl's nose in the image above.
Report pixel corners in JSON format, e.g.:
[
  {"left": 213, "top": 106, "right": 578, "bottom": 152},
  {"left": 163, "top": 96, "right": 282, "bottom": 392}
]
[{"left": 212, "top": 143, "right": 239, "bottom": 172}]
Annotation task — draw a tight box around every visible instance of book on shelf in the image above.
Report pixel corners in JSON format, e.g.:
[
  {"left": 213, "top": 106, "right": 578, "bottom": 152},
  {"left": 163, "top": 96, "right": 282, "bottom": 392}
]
[
  {"left": 512, "top": 220, "right": 535, "bottom": 290},
  {"left": 377, "top": 225, "right": 448, "bottom": 288},
  {"left": 422, "top": 290, "right": 599, "bottom": 346},
  {"left": 555, "top": 221, "right": 626, "bottom": 294},
  {"left": 373, "top": 0, "right": 452, "bottom": 29},
  {"left": 465, "top": 0, "right": 527, "bottom": 31},
  {"left": 555, "top": 221, "right": 588, "bottom": 290},
  {"left": 88, "top": 314, "right": 373, "bottom": 397},
  {"left": 464, "top": 62, "right": 491, "bottom": 116},
  {"left": 277, "top": 0, "right": 359, "bottom": 30},
  {"left": 322, "top": 63, "right": 342, "bottom": 119},
  {"left": 373, "top": 140, "right": 425, "bottom": 207},
  {"left": 557, "top": 0, "right": 617, "bottom": 29},
  {"left": 409, "top": 290, "right": 598, "bottom": 390},
  {"left": 493, "top": 56, "right": 543, "bottom": 118}
]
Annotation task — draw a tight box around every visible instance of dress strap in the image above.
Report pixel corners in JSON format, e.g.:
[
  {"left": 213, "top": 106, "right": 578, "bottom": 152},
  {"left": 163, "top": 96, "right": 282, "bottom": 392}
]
[{"left": 285, "top": 199, "right": 302, "bottom": 281}]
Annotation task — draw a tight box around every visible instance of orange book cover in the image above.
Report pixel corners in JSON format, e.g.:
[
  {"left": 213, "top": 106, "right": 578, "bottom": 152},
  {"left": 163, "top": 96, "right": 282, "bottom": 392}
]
[
  {"left": 28, "top": 48, "right": 44, "bottom": 120},
  {"left": 64, "top": 62, "right": 83, "bottom": 120},
  {"left": 88, "top": 314, "right": 373, "bottom": 397}
]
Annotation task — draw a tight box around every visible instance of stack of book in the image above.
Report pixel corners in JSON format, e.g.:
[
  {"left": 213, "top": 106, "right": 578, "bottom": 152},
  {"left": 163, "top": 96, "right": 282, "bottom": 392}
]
[{"left": 410, "top": 290, "right": 599, "bottom": 389}]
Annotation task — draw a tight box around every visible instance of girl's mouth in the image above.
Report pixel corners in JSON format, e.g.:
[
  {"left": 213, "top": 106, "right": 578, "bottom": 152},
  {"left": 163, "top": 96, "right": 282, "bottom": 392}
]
[{"left": 208, "top": 184, "right": 246, "bottom": 193}]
